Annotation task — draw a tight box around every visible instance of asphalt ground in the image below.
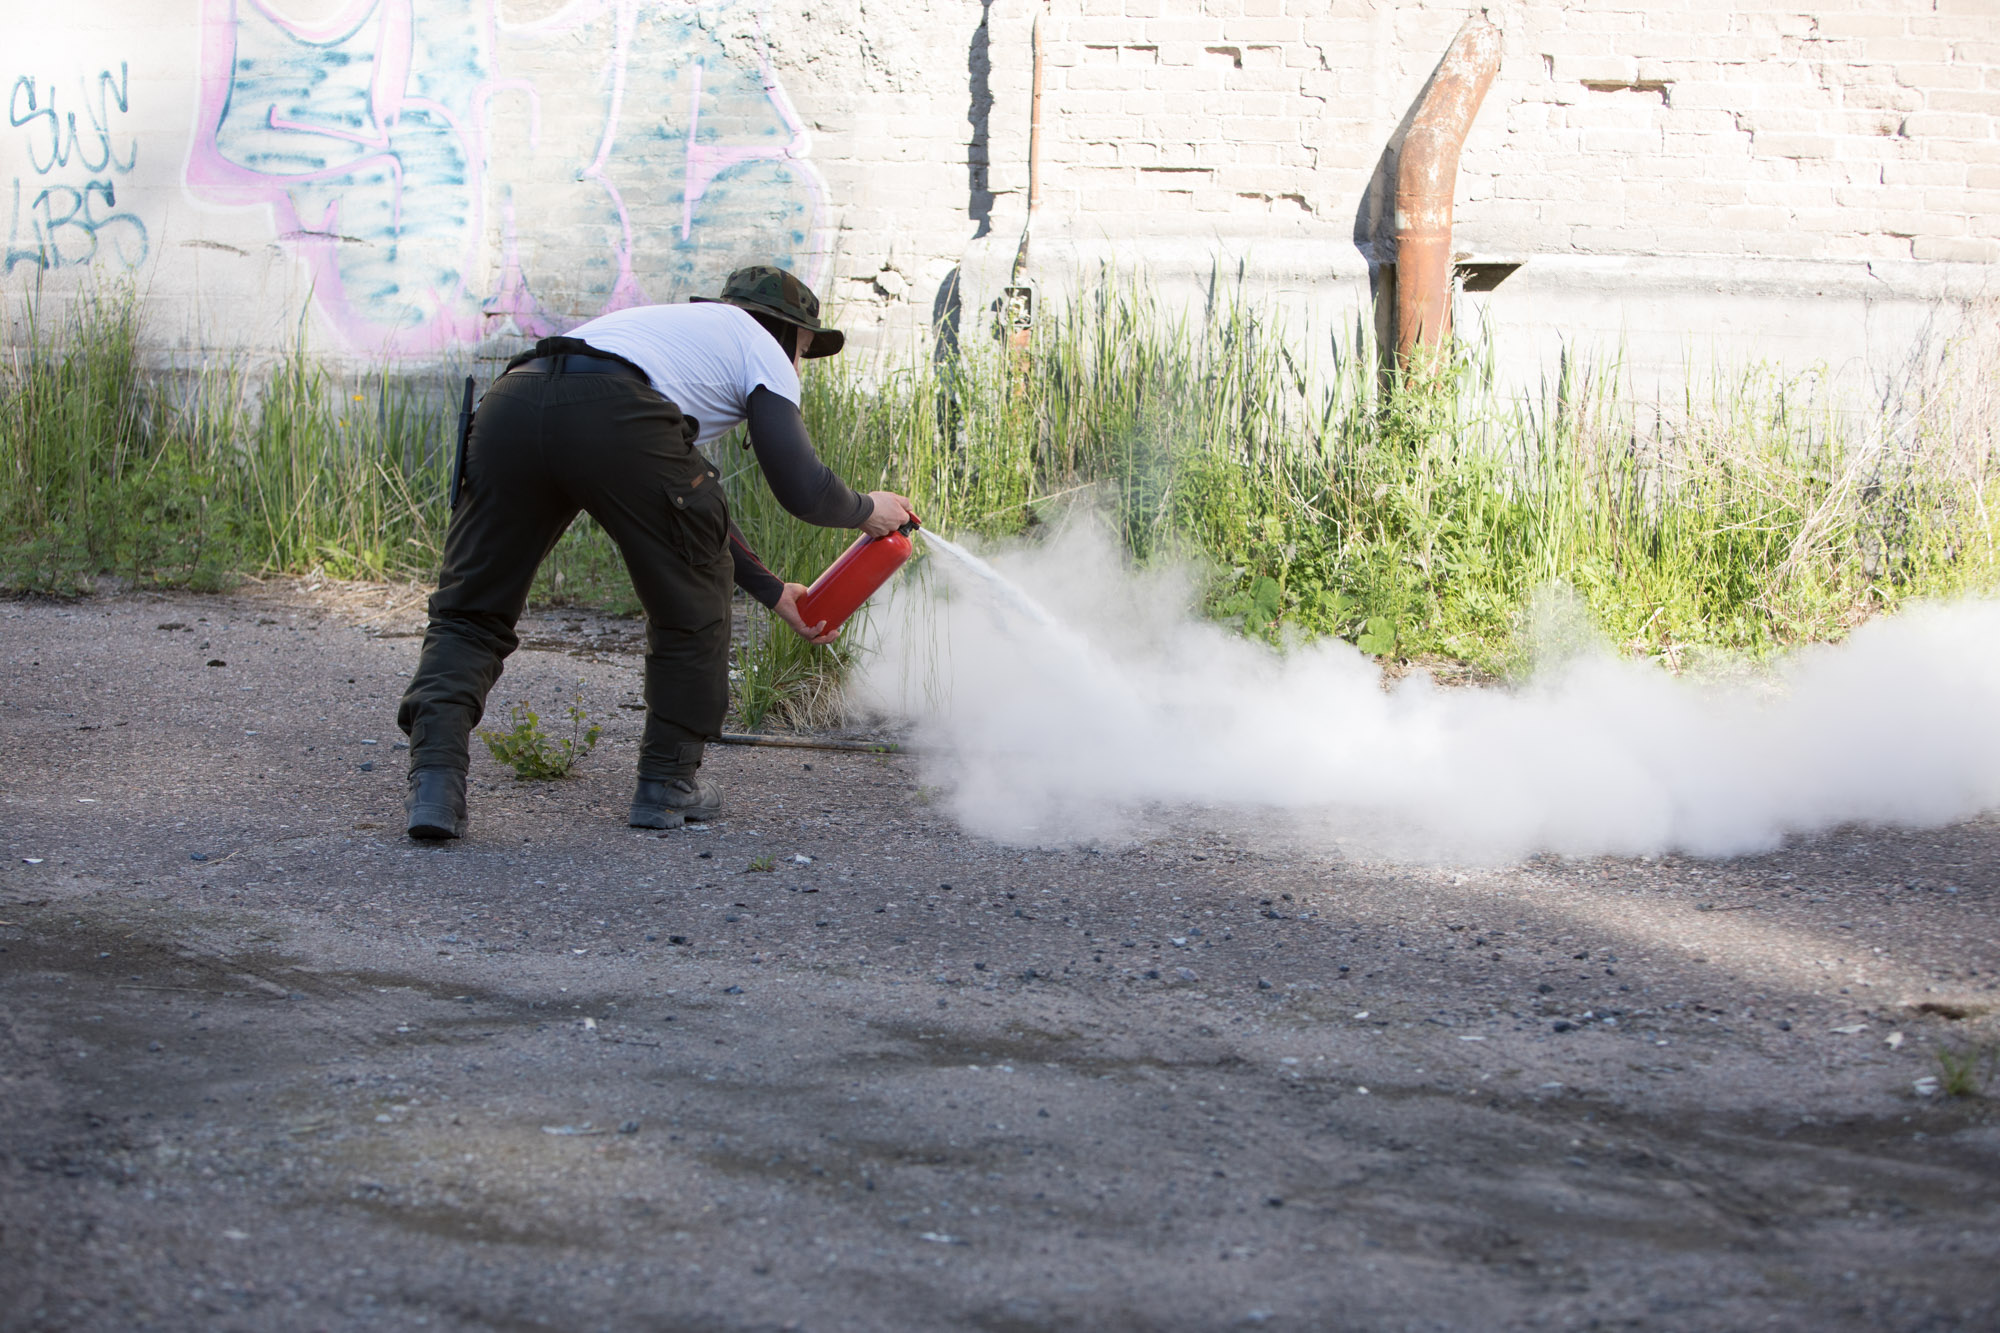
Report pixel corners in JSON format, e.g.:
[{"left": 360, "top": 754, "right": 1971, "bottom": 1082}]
[{"left": 3, "top": 588, "right": 1997, "bottom": 1332}]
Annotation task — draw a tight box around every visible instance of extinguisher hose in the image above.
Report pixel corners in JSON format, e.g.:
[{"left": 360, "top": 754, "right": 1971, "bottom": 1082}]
[{"left": 716, "top": 731, "right": 913, "bottom": 754}]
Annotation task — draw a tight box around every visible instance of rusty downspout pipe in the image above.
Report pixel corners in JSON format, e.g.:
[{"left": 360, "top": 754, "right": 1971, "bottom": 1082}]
[{"left": 1393, "top": 14, "right": 1503, "bottom": 365}]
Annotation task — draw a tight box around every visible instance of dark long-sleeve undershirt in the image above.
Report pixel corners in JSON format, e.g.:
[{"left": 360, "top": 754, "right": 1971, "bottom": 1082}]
[
  {"left": 728, "top": 520, "right": 785, "bottom": 609},
  {"left": 746, "top": 387, "right": 872, "bottom": 527},
  {"left": 726, "top": 386, "right": 876, "bottom": 608}
]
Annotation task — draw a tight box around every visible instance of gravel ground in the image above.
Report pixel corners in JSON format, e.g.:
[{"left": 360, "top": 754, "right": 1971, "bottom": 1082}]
[{"left": 3, "top": 588, "right": 1998, "bottom": 1332}]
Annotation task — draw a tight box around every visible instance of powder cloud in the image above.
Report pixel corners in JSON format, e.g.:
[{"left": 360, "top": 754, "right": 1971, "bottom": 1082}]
[{"left": 853, "top": 521, "right": 2000, "bottom": 861}]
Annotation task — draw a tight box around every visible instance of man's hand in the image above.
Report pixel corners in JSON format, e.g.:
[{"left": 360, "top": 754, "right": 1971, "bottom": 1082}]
[
  {"left": 859, "top": 491, "right": 919, "bottom": 538},
  {"left": 775, "top": 583, "right": 840, "bottom": 644}
]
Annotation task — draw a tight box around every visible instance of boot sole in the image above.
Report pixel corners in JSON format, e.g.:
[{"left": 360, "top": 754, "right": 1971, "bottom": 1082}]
[
  {"left": 628, "top": 806, "right": 687, "bottom": 830},
  {"left": 407, "top": 806, "right": 466, "bottom": 840}
]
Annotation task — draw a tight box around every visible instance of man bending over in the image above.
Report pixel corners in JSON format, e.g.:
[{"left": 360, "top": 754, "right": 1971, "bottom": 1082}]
[{"left": 396, "top": 266, "right": 916, "bottom": 839}]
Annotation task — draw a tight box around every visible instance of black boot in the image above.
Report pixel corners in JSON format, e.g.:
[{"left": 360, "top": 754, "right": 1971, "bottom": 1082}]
[
  {"left": 630, "top": 740, "right": 720, "bottom": 829},
  {"left": 406, "top": 767, "right": 468, "bottom": 840},
  {"left": 629, "top": 774, "right": 723, "bottom": 828}
]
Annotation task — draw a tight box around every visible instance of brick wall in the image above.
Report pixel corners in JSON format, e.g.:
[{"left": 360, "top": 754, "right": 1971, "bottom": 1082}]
[
  {"left": 3, "top": 0, "right": 1993, "bottom": 382},
  {"left": 955, "top": 0, "right": 1998, "bottom": 264}
]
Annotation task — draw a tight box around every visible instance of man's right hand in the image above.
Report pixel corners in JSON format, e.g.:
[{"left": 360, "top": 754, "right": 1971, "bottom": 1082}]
[
  {"left": 859, "top": 491, "right": 919, "bottom": 538},
  {"left": 775, "top": 583, "right": 840, "bottom": 644}
]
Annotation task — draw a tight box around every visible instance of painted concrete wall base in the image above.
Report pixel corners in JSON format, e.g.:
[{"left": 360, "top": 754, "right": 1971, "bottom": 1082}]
[{"left": 974, "top": 240, "right": 1994, "bottom": 400}]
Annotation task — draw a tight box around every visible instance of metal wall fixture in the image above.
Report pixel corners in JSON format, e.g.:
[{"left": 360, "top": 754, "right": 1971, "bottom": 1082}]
[
  {"left": 1003, "top": 13, "right": 1045, "bottom": 349},
  {"left": 1393, "top": 14, "right": 1504, "bottom": 364}
]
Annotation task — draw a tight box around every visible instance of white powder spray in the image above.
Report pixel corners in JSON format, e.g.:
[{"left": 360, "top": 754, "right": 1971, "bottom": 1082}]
[{"left": 855, "top": 521, "right": 2000, "bottom": 861}]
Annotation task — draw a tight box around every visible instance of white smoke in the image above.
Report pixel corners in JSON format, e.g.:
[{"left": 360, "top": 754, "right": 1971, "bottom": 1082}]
[{"left": 853, "top": 520, "right": 2000, "bottom": 861}]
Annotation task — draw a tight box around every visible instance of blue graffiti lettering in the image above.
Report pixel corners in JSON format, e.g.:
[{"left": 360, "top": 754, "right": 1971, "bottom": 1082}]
[
  {"left": 5, "top": 177, "right": 149, "bottom": 273},
  {"left": 9, "top": 64, "right": 137, "bottom": 177},
  {"left": 4, "top": 62, "right": 145, "bottom": 273},
  {"left": 3, "top": 179, "right": 42, "bottom": 273}
]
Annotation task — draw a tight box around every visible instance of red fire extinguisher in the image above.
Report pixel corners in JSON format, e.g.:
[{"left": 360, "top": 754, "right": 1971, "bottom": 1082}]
[{"left": 796, "top": 519, "right": 920, "bottom": 637}]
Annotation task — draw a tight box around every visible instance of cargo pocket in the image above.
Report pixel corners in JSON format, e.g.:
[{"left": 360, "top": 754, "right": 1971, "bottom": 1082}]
[{"left": 664, "top": 454, "right": 729, "bottom": 565}]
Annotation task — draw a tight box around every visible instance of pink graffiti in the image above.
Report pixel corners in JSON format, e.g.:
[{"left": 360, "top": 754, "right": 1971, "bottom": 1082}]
[
  {"left": 187, "top": 0, "right": 829, "bottom": 356},
  {"left": 488, "top": 194, "right": 555, "bottom": 340},
  {"left": 186, "top": 0, "right": 487, "bottom": 355},
  {"left": 681, "top": 55, "right": 819, "bottom": 254},
  {"left": 576, "top": 0, "right": 647, "bottom": 315}
]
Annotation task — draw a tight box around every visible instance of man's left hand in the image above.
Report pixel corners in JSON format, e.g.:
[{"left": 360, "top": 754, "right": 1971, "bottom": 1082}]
[{"left": 775, "top": 583, "right": 840, "bottom": 644}]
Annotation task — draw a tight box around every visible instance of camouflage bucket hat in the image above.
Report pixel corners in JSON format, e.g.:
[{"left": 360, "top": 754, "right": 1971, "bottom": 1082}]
[{"left": 691, "top": 265, "right": 845, "bottom": 358}]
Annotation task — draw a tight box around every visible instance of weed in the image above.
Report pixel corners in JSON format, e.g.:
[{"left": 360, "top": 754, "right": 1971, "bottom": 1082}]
[
  {"left": 1933, "top": 1042, "right": 1996, "bottom": 1098},
  {"left": 1355, "top": 615, "right": 1400, "bottom": 659},
  {"left": 478, "top": 689, "right": 602, "bottom": 780},
  {"left": 1217, "top": 574, "right": 1288, "bottom": 644},
  {"left": 747, "top": 854, "right": 776, "bottom": 873}
]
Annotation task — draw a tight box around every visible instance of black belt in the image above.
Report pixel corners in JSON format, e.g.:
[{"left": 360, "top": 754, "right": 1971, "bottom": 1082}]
[{"left": 505, "top": 352, "right": 647, "bottom": 383}]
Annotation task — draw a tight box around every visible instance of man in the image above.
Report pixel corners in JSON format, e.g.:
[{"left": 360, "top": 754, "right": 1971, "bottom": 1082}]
[{"left": 396, "top": 266, "right": 917, "bottom": 840}]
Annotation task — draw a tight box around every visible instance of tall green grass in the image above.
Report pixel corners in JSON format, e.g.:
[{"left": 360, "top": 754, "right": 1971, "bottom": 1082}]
[
  {"left": 6, "top": 279, "right": 1996, "bottom": 728},
  {"left": 956, "top": 286, "right": 1993, "bottom": 667},
  {"left": 3, "top": 286, "right": 230, "bottom": 591},
  {"left": 1, "top": 286, "right": 458, "bottom": 591}
]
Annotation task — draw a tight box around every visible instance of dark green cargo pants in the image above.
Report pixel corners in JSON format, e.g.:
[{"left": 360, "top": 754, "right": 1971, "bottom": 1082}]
[{"left": 396, "top": 367, "right": 732, "bottom": 781}]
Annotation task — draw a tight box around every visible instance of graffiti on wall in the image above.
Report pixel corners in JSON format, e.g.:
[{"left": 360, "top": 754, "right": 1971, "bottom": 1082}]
[
  {"left": 188, "top": 0, "right": 828, "bottom": 355},
  {"left": 5, "top": 62, "right": 148, "bottom": 273}
]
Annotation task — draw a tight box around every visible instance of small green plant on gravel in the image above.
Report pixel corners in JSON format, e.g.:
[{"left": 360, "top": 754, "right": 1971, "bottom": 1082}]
[
  {"left": 1933, "top": 1042, "right": 1996, "bottom": 1098},
  {"left": 747, "top": 854, "right": 776, "bottom": 873},
  {"left": 479, "top": 689, "right": 602, "bottom": 780}
]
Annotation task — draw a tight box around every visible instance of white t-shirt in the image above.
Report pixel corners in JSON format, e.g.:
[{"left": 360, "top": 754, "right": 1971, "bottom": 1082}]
[{"left": 565, "top": 302, "right": 800, "bottom": 449}]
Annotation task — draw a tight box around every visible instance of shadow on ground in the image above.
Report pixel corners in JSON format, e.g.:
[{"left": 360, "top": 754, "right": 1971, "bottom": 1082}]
[{"left": 2, "top": 591, "right": 1997, "bottom": 1331}]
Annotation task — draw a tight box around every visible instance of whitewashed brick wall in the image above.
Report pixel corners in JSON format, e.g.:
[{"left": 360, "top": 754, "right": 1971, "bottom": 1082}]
[{"left": 4, "top": 0, "right": 1993, "bottom": 385}]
